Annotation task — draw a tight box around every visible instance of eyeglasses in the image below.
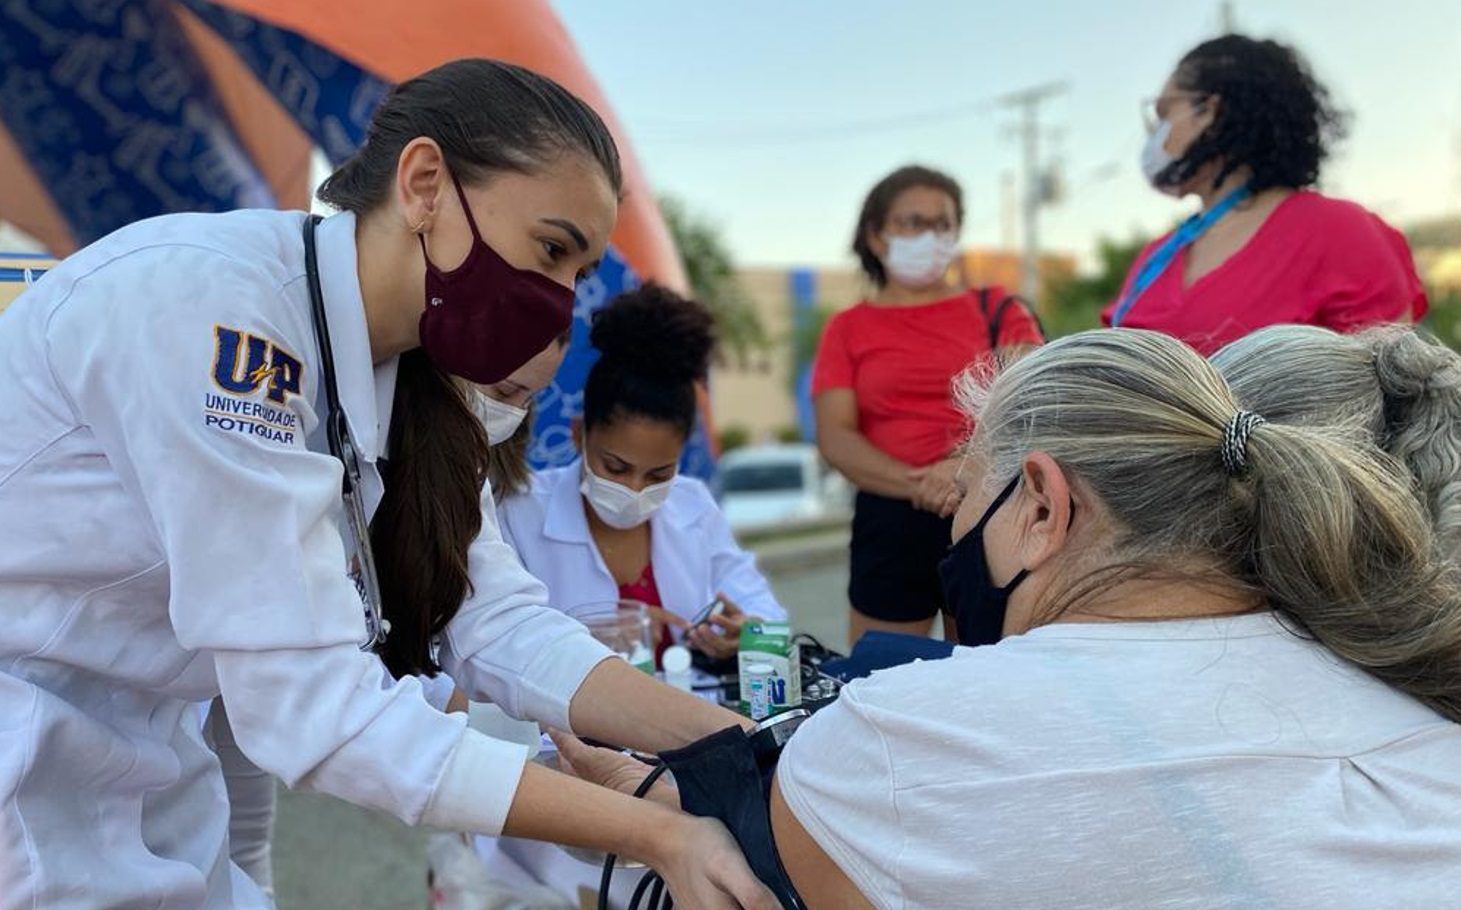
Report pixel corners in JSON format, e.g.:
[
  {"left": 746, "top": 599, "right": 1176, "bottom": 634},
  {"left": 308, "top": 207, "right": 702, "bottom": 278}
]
[
  {"left": 1141, "top": 92, "right": 1209, "bottom": 133},
  {"left": 885, "top": 213, "right": 958, "bottom": 236}
]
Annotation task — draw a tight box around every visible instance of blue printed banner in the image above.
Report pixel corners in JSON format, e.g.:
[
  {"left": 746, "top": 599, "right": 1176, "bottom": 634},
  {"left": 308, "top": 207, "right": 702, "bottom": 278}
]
[
  {"left": 0, "top": 0, "right": 274, "bottom": 245},
  {"left": 0, "top": 0, "right": 712, "bottom": 478}
]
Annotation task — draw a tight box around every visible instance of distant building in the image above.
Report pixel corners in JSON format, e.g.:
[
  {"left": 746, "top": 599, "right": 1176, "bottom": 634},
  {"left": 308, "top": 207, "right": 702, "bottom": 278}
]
[
  {"left": 954, "top": 248, "right": 1076, "bottom": 297},
  {"left": 711, "top": 248, "right": 1076, "bottom": 445},
  {"left": 710, "top": 266, "right": 862, "bottom": 447}
]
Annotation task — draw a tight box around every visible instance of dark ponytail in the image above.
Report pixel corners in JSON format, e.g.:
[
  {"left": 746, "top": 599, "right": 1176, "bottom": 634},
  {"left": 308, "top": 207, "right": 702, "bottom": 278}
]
[
  {"left": 372, "top": 353, "right": 488, "bottom": 678},
  {"left": 583, "top": 283, "right": 716, "bottom": 439},
  {"left": 323, "top": 58, "right": 622, "bottom": 678}
]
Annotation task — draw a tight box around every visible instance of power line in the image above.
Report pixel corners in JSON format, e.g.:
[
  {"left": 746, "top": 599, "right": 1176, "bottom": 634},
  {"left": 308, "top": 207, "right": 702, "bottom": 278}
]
[{"left": 633, "top": 95, "right": 1002, "bottom": 147}]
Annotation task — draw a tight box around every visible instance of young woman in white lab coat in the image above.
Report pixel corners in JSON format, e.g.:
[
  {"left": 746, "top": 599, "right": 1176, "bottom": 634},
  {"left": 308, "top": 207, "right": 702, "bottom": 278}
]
[
  {"left": 499, "top": 285, "right": 787, "bottom": 664},
  {"left": 0, "top": 58, "right": 774, "bottom": 910},
  {"left": 206, "top": 337, "right": 572, "bottom": 898}
]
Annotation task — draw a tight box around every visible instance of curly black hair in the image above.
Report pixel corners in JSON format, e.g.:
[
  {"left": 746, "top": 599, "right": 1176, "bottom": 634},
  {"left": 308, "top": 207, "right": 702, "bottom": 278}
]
[
  {"left": 1163, "top": 35, "right": 1348, "bottom": 194},
  {"left": 583, "top": 282, "right": 717, "bottom": 438},
  {"left": 851, "top": 165, "right": 964, "bottom": 287}
]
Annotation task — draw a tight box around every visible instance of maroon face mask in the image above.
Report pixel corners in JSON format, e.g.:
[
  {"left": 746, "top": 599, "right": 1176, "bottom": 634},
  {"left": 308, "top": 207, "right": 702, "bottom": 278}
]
[{"left": 417, "top": 171, "right": 576, "bottom": 384}]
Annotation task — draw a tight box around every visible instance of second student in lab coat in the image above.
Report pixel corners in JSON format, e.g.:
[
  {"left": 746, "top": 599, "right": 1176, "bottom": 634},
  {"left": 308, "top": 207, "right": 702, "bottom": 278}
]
[{"left": 499, "top": 285, "right": 786, "bottom": 665}]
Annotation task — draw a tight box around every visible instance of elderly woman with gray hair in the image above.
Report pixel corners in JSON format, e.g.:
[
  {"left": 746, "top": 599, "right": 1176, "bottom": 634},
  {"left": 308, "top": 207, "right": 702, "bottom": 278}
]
[
  {"left": 564, "top": 328, "right": 1461, "bottom": 910},
  {"left": 1212, "top": 323, "right": 1461, "bottom": 555}
]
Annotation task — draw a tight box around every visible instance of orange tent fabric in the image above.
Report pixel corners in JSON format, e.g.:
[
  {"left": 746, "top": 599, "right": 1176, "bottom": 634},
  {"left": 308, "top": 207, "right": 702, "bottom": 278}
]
[
  {"left": 216, "top": 0, "right": 686, "bottom": 292},
  {"left": 174, "top": 5, "right": 313, "bottom": 211},
  {"left": 0, "top": 125, "right": 74, "bottom": 256}
]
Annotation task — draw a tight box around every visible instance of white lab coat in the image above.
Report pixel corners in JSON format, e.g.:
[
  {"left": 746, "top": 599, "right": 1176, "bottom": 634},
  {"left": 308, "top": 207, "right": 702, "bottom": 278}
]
[
  {"left": 484, "top": 464, "right": 784, "bottom": 905},
  {"left": 498, "top": 464, "right": 786, "bottom": 627},
  {"left": 0, "top": 209, "right": 612, "bottom": 909}
]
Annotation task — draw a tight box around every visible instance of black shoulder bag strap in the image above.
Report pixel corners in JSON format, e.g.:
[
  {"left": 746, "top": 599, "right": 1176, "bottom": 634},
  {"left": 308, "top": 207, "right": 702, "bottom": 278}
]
[{"left": 979, "top": 286, "right": 1046, "bottom": 350}]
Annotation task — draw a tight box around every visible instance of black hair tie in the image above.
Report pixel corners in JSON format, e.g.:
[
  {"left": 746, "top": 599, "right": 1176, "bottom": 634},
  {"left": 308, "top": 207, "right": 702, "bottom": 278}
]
[{"left": 1221, "top": 410, "right": 1266, "bottom": 477}]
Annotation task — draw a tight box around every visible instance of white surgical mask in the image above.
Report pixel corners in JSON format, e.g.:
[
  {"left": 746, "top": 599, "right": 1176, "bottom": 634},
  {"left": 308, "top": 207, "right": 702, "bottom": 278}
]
[
  {"left": 472, "top": 392, "right": 528, "bottom": 446},
  {"left": 883, "top": 230, "right": 959, "bottom": 287},
  {"left": 580, "top": 461, "right": 675, "bottom": 530},
  {"left": 1140, "top": 119, "right": 1179, "bottom": 190}
]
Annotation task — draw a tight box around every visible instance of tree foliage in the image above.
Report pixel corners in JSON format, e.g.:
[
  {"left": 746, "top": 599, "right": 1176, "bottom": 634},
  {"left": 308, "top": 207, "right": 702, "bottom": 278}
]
[
  {"left": 659, "top": 195, "right": 769, "bottom": 366},
  {"left": 1040, "top": 233, "right": 1151, "bottom": 339}
]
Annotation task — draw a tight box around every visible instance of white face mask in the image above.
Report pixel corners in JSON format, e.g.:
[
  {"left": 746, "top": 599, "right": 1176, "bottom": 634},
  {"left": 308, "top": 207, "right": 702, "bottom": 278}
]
[
  {"left": 580, "top": 461, "right": 675, "bottom": 530},
  {"left": 1140, "top": 119, "right": 1179, "bottom": 189},
  {"left": 883, "top": 230, "right": 959, "bottom": 287},
  {"left": 471, "top": 392, "right": 528, "bottom": 446}
]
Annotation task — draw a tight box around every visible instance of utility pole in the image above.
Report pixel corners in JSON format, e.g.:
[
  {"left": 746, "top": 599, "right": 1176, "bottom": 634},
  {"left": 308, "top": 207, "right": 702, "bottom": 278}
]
[
  {"left": 1000, "top": 82, "right": 1066, "bottom": 304},
  {"left": 1454, "top": 123, "right": 1461, "bottom": 211},
  {"left": 1000, "top": 170, "right": 1017, "bottom": 251},
  {"left": 1219, "top": 1, "right": 1236, "bottom": 33}
]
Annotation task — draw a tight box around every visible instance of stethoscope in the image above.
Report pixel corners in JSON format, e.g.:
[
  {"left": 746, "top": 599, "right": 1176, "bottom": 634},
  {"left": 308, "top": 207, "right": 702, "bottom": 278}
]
[{"left": 302, "top": 213, "right": 390, "bottom": 651}]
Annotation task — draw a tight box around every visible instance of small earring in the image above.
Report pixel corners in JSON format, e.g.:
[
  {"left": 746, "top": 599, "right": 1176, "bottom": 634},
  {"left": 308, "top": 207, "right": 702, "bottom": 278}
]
[{"left": 410, "top": 218, "right": 427, "bottom": 234}]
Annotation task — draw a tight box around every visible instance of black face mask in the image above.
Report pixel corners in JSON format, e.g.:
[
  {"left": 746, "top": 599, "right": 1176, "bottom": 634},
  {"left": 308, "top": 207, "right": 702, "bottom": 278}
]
[{"left": 938, "top": 476, "right": 1029, "bottom": 646}]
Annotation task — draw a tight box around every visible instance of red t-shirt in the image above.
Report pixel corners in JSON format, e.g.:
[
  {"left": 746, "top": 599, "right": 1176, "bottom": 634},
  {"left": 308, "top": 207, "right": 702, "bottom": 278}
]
[
  {"left": 812, "top": 287, "right": 1044, "bottom": 466},
  {"left": 1102, "top": 191, "right": 1427, "bottom": 355}
]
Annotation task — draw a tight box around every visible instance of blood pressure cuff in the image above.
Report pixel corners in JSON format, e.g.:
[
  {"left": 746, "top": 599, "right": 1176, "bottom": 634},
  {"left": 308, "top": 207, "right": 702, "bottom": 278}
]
[
  {"left": 820, "top": 630, "right": 955, "bottom": 682},
  {"left": 657, "top": 727, "right": 806, "bottom": 910}
]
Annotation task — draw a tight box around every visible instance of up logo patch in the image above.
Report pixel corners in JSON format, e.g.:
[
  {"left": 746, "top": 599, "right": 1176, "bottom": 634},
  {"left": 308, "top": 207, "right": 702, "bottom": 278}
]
[{"left": 212, "top": 326, "right": 303, "bottom": 403}]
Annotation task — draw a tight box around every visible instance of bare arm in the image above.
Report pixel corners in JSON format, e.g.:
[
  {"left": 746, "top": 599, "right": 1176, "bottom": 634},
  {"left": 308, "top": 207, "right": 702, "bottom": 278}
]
[
  {"left": 568, "top": 657, "right": 751, "bottom": 752},
  {"left": 770, "top": 776, "right": 874, "bottom": 910},
  {"left": 551, "top": 735, "right": 876, "bottom": 910},
  {"left": 814, "top": 388, "right": 921, "bottom": 500}
]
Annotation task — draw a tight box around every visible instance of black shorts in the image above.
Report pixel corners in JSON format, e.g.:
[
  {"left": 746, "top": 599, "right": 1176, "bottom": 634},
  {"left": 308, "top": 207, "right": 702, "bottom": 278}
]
[{"left": 848, "top": 491, "right": 953, "bottom": 622}]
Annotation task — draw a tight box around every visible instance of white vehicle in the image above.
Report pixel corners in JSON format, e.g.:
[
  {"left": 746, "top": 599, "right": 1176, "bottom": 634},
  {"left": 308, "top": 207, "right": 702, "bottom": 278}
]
[{"left": 717, "top": 443, "right": 851, "bottom": 534}]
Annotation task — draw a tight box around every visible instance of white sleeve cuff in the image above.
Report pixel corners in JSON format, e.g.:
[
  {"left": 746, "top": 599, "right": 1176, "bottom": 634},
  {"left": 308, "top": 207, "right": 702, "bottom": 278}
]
[
  {"left": 510, "top": 631, "right": 615, "bottom": 733},
  {"left": 417, "top": 672, "right": 458, "bottom": 712},
  {"left": 421, "top": 729, "right": 532, "bottom": 835}
]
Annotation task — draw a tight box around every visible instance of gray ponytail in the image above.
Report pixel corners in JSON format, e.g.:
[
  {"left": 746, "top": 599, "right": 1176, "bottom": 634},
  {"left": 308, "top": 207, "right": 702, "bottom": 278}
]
[{"left": 1214, "top": 324, "right": 1461, "bottom": 558}]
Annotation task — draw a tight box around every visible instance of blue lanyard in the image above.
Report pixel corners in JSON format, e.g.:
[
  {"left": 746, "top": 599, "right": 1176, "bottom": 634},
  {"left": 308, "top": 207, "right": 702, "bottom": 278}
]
[{"left": 1110, "top": 184, "right": 1252, "bottom": 327}]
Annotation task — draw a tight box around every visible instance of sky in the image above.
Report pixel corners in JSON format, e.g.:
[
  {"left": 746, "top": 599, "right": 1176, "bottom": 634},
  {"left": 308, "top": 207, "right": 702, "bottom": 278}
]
[{"left": 551, "top": 0, "right": 1461, "bottom": 271}]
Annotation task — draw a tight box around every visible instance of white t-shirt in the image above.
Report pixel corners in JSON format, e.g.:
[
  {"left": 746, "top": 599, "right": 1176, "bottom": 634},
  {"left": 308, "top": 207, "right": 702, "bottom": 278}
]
[{"left": 778, "top": 613, "right": 1461, "bottom": 910}]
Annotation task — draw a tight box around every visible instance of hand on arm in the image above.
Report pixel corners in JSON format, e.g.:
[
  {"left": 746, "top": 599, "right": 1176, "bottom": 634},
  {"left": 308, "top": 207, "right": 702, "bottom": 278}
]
[
  {"left": 549, "top": 732, "right": 875, "bottom": 909},
  {"left": 550, "top": 730, "right": 680, "bottom": 809},
  {"left": 504, "top": 762, "right": 778, "bottom": 910},
  {"left": 909, "top": 456, "right": 964, "bottom": 518}
]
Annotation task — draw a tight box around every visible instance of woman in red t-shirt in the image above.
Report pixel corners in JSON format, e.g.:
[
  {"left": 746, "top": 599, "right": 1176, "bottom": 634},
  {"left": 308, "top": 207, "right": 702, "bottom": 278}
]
[
  {"left": 813, "top": 165, "right": 1043, "bottom": 644},
  {"left": 1106, "top": 35, "right": 1426, "bottom": 355}
]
